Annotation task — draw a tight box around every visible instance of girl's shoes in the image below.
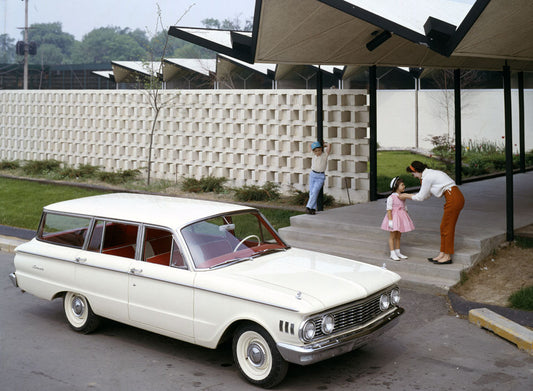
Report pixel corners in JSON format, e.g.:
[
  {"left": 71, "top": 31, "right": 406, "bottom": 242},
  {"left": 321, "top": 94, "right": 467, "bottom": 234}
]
[
  {"left": 390, "top": 251, "right": 400, "bottom": 261},
  {"left": 395, "top": 249, "right": 408, "bottom": 259}
]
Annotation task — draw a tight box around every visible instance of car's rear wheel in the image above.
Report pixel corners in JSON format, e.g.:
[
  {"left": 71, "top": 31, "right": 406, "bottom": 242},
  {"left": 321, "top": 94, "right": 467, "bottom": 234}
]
[
  {"left": 63, "top": 292, "right": 100, "bottom": 334},
  {"left": 232, "top": 323, "right": 288, "bottom": 388}
]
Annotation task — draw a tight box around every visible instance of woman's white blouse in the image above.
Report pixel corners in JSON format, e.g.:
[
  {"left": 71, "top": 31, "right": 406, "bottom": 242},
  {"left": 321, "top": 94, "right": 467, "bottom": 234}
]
[{"left": 412, "top": 169, "right": 456, "bottom": 201}]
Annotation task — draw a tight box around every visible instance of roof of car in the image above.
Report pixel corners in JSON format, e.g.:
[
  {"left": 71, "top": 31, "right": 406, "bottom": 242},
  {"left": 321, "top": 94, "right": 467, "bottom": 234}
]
[{"left": 44, "top": 193, "right": 255, "bottom": 229}]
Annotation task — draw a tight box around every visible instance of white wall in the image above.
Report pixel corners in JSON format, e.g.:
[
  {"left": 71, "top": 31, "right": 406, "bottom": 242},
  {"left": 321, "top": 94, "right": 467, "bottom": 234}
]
[
  {"left": 377, "top": 89, "right": 533, "bottom": 151},
  {"left": 0, "top": 89, "right": 370, "bottom": 203}
]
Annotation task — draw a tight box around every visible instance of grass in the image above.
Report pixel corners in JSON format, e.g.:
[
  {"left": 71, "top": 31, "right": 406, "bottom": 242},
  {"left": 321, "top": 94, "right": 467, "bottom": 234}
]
[
  {"left": 0, "top": 178, "right": 107, "bottom": 230},
  {"left": 509, "top": 285, "right": 533, "bottom": 311},
  {"left": 377, "top": 151, "right": 447, "bottom": 192},
  {"left": 0, "top": 177, "right": 299, "bottom": 231}
]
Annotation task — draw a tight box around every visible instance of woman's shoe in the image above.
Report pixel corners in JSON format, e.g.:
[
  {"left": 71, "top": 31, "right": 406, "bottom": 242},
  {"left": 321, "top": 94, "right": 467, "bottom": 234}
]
[
  {"left": 427, "top": 257, "right": 436, "bottom": 262},
  {"left": 433, "top": 259, "right": 452, "bottom": 265}
]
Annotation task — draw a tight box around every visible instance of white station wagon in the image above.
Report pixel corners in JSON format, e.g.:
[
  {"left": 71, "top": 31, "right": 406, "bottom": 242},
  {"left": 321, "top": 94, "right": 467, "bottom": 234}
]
[{"left": 10, "top": 193, "right": 403, "bottom": 388}]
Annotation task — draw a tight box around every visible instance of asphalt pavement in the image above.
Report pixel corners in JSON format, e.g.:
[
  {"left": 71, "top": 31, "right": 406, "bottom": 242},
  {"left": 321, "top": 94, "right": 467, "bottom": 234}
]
[{"left": 1, "top": 251, "right": 532, "bottom": 390}]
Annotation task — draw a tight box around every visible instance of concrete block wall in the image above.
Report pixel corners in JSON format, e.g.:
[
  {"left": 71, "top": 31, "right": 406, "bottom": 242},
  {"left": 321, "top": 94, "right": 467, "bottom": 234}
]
[{"left": 0, "top": 89, "right": 370, "bottom": 203}]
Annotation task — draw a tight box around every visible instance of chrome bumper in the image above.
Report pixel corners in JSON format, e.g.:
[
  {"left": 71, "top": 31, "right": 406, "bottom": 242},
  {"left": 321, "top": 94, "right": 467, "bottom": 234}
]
[
  {"left": 277, "top": 306, "right": 404, "bottom": 366},
  {"left": 9, "top": 272, "right": 18, "bottom": 288}
]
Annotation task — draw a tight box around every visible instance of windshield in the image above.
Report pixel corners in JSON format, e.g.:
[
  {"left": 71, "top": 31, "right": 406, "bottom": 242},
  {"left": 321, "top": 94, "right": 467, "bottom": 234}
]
[{"left": 181, "top": 211, "right": 288, "bottom": 269}]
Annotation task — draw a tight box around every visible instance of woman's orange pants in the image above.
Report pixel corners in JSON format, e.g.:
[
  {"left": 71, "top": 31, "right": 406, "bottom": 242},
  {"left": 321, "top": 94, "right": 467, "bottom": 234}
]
[{"left": 440, "top": 186, "right": 465, "bottom": 254}]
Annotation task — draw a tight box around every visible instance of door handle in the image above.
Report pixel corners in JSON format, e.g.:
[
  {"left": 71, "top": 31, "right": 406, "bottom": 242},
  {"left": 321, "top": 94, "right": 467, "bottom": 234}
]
[
  {"left": 75, "top": 256, "right": 87, "bottom": 263},
  {"left": 130, "top": 267, "right": 143, "bottom": 274}
]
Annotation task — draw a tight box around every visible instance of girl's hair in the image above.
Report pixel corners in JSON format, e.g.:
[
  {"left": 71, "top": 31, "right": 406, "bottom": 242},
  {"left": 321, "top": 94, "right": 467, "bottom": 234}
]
[
  {"left": 390, "top": 176, "right": 404, "bottom": 192},
  {"left": 406, "top": 160, "right": 428, "bottom": 173}
]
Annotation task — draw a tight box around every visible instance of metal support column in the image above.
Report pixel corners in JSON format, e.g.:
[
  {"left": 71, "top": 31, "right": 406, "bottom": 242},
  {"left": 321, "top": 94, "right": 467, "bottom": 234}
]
[
  {"left": 454, "top": 69, "right": 462, "bottom": 184},
  {"left": 369, "top": 65, "right": 378, "bottom": 201},
  {"left": 316, "top": 67, "right": 324, "bottom": 211},
  {"left": 518, "top": 72, "right": 525, "bottom": 173},
  {"left": 503, "top": 65, "right": 514, "bottom": 242}
]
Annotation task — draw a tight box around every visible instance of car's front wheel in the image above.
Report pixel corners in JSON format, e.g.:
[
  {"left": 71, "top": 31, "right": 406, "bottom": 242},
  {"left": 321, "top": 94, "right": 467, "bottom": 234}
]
[
  {"left": 63, "top": 292, "right": 100, "bottom": 334},
  {"left": 232, "top": 323, "right": 288, "bottom": 388}
]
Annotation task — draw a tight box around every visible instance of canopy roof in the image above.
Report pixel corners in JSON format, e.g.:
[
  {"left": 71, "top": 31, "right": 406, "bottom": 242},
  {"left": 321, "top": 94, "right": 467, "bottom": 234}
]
[
  {"left": 162, "top": 58, "right": 216, "bottom": 80},
  {"left": 168, "top": 0, "right": 533, "bottom": 71}
]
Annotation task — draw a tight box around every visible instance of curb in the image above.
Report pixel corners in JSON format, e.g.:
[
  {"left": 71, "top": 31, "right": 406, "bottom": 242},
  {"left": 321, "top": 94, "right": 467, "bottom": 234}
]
[{"left": 469, "top": 308, "right": 533, "bottom": 355}]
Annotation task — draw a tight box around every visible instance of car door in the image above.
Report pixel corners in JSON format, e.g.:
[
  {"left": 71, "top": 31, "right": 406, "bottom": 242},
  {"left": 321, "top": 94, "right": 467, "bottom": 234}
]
[
  {"left": 128, "top": 227, "right": 195, "bottom": 342},
  {"left": 75, "top": 220, "right": 134, "bottom": 322}
]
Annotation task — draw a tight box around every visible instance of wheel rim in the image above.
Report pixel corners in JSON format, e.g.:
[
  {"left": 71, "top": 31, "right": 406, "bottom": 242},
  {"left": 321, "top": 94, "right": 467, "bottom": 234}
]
[
  {"left": 236, "top": 331, "right": 272, "bottom": 381},
  {"left": 64, "top": 292, "right": 88, "bottom": 328}
]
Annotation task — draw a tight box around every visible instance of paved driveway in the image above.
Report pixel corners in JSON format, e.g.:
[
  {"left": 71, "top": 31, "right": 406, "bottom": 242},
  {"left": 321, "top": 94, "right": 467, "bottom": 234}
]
[{"left": 1, "top": 251, "right": 531, "bottom": 390}]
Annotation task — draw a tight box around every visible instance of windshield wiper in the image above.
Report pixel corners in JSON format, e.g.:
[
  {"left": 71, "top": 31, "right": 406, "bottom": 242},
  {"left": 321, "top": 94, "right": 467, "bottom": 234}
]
[
  {"left": 209, "top": 256, "right": 253, "bottom": 269},
  {"left": 253, "top": 247, "right": 288, "bottom": 257}
]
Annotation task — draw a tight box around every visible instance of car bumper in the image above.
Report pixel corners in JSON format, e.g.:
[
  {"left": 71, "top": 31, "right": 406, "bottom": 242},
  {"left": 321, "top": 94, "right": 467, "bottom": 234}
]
[
  {"left": 9, "top": 272, "right": 18, "bottom": 288},
  {"left": 277, "top": 306, "right": 404, "bottom": 366}
]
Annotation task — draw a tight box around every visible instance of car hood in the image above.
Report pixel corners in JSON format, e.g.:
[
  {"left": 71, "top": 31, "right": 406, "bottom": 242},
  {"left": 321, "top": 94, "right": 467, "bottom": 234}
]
[{"left": 194, "top": 248, "right": 400, "bottom": 313}]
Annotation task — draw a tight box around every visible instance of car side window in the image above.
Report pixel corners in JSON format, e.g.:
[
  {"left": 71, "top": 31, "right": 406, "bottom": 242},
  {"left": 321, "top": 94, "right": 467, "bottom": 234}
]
[
  {"left": 38, "top": 212, "right": 92, "bottom": 249},
  {"left": 143, "top": 227, "right": 187, "bottom": 269},
  {"left": 87, "top": 220, "right": 138, "bottom": 259}
]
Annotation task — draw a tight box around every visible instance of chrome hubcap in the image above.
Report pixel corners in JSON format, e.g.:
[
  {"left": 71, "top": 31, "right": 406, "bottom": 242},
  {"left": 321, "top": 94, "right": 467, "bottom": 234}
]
[
  {"left": 71, "top": 296, "right": 85, "bottom": 318},
  {"left": 247, "top": 342, "right": 266, "bottom": 367}
]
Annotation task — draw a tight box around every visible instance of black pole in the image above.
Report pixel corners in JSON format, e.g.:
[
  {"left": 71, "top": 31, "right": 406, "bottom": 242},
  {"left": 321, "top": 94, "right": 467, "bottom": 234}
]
[
  {"left": 454, "top": 69, "right": 462, "bottom": 185},
  {"left": 316, "top": 67, "right": 324, "bottom": 211},
  {"left": 369, "top": 65, "right": 377, "bottom": 201},
  {"left": 503, "top": 65, "right": 514, "bottom": 242},
  {"left": 518, "top": 72, "right": 525, "bottom": 173}
]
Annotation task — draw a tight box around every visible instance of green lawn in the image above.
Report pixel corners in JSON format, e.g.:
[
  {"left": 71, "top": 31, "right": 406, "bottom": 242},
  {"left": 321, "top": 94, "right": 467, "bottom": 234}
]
[
  {"left": 0, "top": 177, "right": 300, "bottom": 231},
  {"left": 0, "top": 178, "right": 107, "bottom": 230},
  {"left": 377, "top": 151, "right": 447, "bottom": 192}
]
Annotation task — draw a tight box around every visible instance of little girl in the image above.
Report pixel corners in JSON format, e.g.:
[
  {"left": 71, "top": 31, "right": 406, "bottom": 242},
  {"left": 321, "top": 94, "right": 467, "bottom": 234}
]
[{"left": 380, "top": 176, "right": 415, "bottom": 260}]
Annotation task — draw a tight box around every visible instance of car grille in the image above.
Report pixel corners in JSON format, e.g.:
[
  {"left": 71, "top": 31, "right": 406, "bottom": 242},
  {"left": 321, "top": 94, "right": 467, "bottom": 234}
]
[{"left": 313, "top": 287, "right": 395, "bottom": 339}]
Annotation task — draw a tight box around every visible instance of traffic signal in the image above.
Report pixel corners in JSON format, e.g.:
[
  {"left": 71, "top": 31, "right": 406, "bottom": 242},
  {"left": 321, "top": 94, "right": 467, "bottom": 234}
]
[
  {"left": 28, "top": 42, "right": 37, "bottom": 55},
  {"left": 16, "top": 41, "right": 25, "bottom": 55}
]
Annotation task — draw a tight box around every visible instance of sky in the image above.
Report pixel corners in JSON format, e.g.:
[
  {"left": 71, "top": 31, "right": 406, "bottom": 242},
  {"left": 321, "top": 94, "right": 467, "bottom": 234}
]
[{"left": 1, "top": 0, "right": 256, "bottom": 40}]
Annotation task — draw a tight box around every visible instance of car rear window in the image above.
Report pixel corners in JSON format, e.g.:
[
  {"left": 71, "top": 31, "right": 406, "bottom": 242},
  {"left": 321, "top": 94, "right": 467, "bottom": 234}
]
[{"left": 38, "top": 212, "right": 92, "bottom": 249}]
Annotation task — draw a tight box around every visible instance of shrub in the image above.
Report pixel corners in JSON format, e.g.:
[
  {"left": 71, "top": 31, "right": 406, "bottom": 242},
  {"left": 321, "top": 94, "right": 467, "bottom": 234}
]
[
  {"left": 0, "top": 160, "right": 20, "bottom": 170},
  {"left": 22, "top": 159, "right": 62, "bottom": 176},
  {"left": 462, "top": 156, "right": 489, "bottom": 177},
  {"left": 234, "top": 182, "right": 281, "bottom": 202},
  {"left": 180, "top": 176, "right": 227, "bottom": 193},
  {"left": 97, "top": 169, "right": 140, "bottom": 184},
  {"left": 290, "top": 190, "right": 335, "bottom": 207}
]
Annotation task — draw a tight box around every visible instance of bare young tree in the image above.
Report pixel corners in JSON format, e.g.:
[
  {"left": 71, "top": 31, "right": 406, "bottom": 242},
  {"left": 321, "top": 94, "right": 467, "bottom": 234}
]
[
  {"left": 140, "top": 4, "right": 194, "bottom": 185},
  {"left": 428, "top": 68, "right": 486, "bottom": 140}
]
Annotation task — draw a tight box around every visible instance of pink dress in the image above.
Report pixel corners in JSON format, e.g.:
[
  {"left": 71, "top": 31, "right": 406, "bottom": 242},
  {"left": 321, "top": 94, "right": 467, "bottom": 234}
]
[{"left": 381, "top": 193, "right": 415, "bottom": 232}]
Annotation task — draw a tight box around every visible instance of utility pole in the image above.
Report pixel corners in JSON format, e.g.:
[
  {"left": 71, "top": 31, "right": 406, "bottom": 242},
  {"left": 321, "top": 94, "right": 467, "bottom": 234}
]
[{"left": 23, "top": 0, "right": 29, "bottom": 90}]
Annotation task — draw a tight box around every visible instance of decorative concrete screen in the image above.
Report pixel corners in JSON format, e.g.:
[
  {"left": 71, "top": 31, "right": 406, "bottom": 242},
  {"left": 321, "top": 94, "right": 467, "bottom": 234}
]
[{"left": 0, "top": 90, "right": 370, "bottom": 203}]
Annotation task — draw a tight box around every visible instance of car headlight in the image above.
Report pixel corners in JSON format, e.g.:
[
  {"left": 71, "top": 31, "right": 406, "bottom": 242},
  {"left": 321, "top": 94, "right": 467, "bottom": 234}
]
[
  {"left": 390, "top": 288, "right": 400, "bottom": 305},
  {"left": 379, "top": 293, "right": 390, "bottom": 311},
  {"left": 321, "top": 314, "right": 335, "bottom": 334},
  {"left": 301, "top": 319, "right": 316, "bottom": 342}
]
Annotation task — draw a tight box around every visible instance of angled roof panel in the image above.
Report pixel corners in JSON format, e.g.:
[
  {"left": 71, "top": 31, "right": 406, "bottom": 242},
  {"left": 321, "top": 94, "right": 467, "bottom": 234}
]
[{"left": 168, "top": 27, "right": 255, "bottom": 63}]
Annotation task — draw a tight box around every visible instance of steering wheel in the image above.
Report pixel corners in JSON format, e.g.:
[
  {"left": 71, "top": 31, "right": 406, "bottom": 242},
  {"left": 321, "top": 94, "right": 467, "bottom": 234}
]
[{"left": 233, "top": 235, "right": 260, "bottom": 252}]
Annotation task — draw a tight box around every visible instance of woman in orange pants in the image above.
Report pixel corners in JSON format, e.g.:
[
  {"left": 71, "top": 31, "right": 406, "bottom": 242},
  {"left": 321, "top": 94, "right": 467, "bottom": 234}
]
[{"left": 401, "top": 161, "right": 465, "bottom": 265}]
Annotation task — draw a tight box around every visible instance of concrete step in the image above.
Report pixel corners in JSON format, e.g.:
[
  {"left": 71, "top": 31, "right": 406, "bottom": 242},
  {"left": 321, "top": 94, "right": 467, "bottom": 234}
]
[
  {"left": 279, "top": 225, "right": 481, "bottom": 266},
  {"left": 288, "top": 214, "right": 481, "bottom": 249},
  {"left": 278, "top": 224, "right": 477, "bottom": 292}
]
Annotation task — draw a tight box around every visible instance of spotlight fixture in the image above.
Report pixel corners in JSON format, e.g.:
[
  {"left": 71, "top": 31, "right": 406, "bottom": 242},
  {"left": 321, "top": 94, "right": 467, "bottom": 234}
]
[{"left": 366, "top": 30, "right": 392, "bottom": 52}]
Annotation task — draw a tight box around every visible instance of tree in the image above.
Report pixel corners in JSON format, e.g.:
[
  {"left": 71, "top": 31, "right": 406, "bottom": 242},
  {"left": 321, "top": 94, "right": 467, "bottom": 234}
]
[
  {"left": 428, "top": 69, "right": 486, "bottom": 139},
  {"left": 0, "top": 34, "right": 16, "bottom": 63},
  {"left": 141, "top": 4, "right": 194, "bottom": 185},
  {"left": 71, "top": 27, "right": 148, "bottom": 63},
  {"left": 201, "top": 16, "right": 253, "bottom": 31},
  {"left": 26, "top": 22, "right": 76, "bottom": 65}
]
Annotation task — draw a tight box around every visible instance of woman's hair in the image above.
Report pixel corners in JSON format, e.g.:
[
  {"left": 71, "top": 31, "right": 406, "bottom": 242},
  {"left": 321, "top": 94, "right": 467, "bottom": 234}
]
[{"left": 406, "top": 160, "right": 428, "bottom": 173}]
